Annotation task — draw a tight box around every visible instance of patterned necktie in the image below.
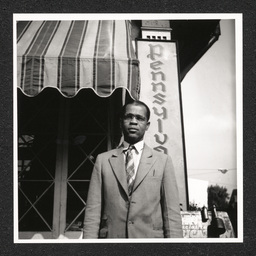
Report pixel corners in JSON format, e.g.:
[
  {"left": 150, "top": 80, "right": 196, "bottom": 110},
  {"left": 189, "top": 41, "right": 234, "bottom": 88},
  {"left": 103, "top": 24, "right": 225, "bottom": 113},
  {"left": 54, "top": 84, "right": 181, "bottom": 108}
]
[{"left": 125, "top": 145, "right": 135, "bottom": 195}]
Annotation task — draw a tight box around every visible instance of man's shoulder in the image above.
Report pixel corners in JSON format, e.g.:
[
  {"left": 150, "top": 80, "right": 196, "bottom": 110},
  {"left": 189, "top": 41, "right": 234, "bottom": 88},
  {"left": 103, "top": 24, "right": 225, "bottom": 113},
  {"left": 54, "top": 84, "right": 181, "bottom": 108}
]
[
  {"left": 97, "top": 148, "right": 120, "bottom": 158},
  {"left": 145, "top": 144, "right": 170, "bottom": 160},
  {"left": 145, "top": 146, "right": 174, "bottom": 169}
]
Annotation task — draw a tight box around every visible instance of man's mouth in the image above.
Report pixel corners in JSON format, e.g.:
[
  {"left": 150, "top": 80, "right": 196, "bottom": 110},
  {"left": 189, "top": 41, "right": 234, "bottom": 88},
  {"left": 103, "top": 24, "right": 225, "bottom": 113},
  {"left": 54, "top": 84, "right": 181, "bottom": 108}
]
[{"left": 128, "top": 128, "right": 138, "bottom": 133}]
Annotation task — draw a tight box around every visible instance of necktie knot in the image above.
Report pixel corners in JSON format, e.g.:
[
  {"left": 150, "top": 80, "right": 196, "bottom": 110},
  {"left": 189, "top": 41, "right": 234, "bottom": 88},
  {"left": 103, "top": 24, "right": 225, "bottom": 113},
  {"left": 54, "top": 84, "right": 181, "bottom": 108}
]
[
  {"left": 127, "top": 144, "right": 134, "bottom": 151},
  {"left": 123, "top": 144, "right": 134, "bottom": 154}
]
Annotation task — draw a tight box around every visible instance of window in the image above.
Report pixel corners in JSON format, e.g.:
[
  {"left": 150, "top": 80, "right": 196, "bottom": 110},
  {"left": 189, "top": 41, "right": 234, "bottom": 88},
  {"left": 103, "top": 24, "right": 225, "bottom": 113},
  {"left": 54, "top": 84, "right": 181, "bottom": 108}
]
[{"left": 17, "top": 88, "right": 123, "bottom": 238}]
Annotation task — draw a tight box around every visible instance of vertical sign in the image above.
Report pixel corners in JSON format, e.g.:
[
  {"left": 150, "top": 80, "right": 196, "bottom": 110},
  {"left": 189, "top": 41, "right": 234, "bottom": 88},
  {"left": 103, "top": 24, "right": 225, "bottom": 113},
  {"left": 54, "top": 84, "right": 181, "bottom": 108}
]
[{"left": 137, "top": 40, "right": 188, "bottom": 209}]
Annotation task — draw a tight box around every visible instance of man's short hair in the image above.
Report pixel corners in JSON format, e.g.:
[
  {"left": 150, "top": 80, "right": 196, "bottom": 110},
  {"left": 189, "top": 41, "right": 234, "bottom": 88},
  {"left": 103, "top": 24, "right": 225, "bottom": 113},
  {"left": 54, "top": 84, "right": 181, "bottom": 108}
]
[{"left": 121, "top": 100, "right": 151, "bottom": 121}]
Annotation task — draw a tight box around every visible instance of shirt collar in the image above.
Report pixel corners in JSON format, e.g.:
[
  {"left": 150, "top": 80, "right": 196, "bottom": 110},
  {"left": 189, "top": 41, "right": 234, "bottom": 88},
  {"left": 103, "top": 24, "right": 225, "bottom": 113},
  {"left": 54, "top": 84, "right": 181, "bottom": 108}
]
[{"left": 122, "top": 140, "right": 144, "bottom": 153}]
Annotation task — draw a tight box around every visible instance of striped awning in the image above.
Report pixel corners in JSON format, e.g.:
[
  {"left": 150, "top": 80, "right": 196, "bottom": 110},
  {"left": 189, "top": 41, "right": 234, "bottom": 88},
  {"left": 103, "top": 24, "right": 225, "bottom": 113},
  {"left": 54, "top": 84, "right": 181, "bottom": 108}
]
[{"left": 17, "top": 20, "right": 140, "bottom": 99}]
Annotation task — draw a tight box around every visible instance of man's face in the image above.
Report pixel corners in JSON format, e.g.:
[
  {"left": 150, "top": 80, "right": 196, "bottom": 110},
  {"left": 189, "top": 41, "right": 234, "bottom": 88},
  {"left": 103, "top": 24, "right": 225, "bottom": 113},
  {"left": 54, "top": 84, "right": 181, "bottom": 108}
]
[{"left": 121, "top": 104, "right": 150, "bottom": 144}]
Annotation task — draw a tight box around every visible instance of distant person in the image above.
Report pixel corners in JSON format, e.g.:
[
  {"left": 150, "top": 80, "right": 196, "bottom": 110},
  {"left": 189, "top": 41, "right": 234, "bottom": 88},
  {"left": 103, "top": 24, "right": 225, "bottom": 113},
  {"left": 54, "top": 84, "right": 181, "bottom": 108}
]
[{"left": 83, "top": 100, "right": 182, "bottom": 238}]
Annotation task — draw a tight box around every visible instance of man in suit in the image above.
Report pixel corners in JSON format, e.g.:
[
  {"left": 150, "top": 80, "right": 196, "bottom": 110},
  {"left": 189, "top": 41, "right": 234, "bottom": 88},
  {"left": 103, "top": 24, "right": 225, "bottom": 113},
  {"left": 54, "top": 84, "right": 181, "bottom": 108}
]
[{"left": 83, "top": 100, "right": 183, "bottom": 238}]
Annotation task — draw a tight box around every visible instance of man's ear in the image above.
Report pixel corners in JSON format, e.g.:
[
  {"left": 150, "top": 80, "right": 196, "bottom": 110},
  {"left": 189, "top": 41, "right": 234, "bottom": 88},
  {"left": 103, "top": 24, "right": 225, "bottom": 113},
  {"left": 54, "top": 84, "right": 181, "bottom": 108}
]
[{"left": 146, "top": 121, "right": 150, "bottom": 131}]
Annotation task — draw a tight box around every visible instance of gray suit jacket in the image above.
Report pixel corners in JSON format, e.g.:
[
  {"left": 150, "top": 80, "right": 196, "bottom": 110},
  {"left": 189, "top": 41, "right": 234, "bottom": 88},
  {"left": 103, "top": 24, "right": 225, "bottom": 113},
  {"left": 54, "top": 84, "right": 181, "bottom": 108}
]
[{"left": 83, "top": 144, "right": 183, "bottom": 238}]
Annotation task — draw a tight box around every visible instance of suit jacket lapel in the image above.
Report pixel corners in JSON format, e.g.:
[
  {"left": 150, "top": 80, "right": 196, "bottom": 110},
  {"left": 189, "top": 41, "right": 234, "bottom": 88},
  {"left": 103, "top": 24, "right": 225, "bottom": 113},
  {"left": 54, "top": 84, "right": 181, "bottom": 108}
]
[
  {"left": 109, "top": 148, "right": 129, "bottom": 197},
  {"left": 133, "top": 144, "right": 156, "bottom": 192}
]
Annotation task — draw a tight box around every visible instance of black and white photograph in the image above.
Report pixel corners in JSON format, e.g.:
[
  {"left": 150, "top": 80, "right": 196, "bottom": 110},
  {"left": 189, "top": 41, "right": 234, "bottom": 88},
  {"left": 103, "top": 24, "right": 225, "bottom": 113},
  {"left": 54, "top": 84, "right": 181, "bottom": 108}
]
[{"left": 13, "top": 13, "right": 242, "bottom": 243}]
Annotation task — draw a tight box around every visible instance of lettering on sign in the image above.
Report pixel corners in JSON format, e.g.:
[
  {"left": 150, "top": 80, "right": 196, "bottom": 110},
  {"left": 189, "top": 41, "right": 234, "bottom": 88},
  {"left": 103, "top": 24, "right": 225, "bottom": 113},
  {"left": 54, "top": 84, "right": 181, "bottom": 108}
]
[
  {"left": 152, "top": 82, "right": 166, "bottom": 92},
  {"left": 181, "top": 211, "right": 235, "bottom": 238},
  {"left": 147, "top": 43, "right": 169, "bottom": 154},
  {"left": 138, "top": 39, "right": 187, "bottom": 209}
]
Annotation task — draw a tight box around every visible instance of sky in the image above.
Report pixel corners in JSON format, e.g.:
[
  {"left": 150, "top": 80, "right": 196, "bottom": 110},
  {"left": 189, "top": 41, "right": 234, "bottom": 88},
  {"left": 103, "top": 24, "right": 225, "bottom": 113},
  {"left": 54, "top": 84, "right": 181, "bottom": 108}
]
[{"left": 181, "top": 19, "right": 238, "bottom": 197}]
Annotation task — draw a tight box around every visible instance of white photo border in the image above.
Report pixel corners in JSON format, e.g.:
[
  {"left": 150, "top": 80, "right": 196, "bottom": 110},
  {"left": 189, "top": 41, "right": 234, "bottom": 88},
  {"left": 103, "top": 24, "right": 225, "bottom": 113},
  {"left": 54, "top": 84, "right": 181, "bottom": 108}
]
[{"left": 13, "top": 13, "right": 243, "bottom": 243}]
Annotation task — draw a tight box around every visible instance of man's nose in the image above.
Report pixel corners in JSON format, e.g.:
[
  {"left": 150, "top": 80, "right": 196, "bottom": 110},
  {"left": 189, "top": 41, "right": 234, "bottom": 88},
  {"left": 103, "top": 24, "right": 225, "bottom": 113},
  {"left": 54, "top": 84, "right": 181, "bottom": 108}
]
[{"left": 130, "top": 116, "right": 138, "bottom": 123}]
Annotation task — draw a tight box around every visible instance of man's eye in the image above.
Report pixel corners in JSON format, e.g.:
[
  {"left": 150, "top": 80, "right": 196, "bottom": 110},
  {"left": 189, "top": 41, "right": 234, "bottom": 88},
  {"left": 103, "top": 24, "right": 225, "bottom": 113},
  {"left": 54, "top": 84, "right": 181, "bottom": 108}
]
[
  {"left": 123, "top": 114, "right": 146, "bottom": 122},
  {"left": 136, "top": 116, "right": 145, "bottom": 121},
  {"left": 124, "top": 114, "right": 133, "bottom": 119}
]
